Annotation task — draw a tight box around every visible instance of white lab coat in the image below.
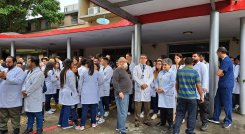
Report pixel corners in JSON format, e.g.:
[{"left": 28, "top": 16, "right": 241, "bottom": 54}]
[
  {"left": 233, "top": 65, "right": 240, "bottom": 94},
  {"left": 193, "top": 61, "right": 209, "bottom": 99},
  {"left": 45, "top": 70, "right": 57, "bottom": 95},
  {"left": 59, "top": 69, "right": 80, "bottom": 106},
  {"left": 99, "top": 65, "right": 113, "bottom": 97},
  {"left": 79, "top": 70, "right": 103, "bottom": 104},
  {"left": 22, "top": 67, "right": 45, "bottom": 112},
  {"left": 156, "top": 70, "right": 176, "bottom": 108},
  {"left": 133, "top": 64, "right": 154, "bottom": 102},
  {"left": 54, "top": 69, "right": 61, "bottom": 89},
  {"left": 0, "top": 67, "right": 26, "bottom": 108}
]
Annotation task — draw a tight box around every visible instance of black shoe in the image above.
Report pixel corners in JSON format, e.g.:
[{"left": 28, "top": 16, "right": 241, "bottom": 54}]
[
  {"left": 13, "top": 128, "right": 20, "bottom": 134},
  {"left": 0, "top": 130, "right": 8, "bottom": 134},
  {"left": 36, "top": 129, "right": 43, "bottom": 134},
  {"left": 135, "top": 123, "right": 140, "bottom": 127},
  {"left": 144, "top": 122, "right": 153, "bottom": 127},
  {"left": 200, "top": 123, "right": 208, "bottom": 131},
  {"left": 157, "top": 122, "right": 166, "bottom": 126},
  {"left": 23, "top": 129, "right": 33, "bottom": 134},
  {"left": 168, "top": 125, "right": 173, "bottom": 130}
]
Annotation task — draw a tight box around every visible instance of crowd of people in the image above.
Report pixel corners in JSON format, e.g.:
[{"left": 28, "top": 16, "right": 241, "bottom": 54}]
[{"left": 0, "top": 46, "right": 241, "bottom": 134}]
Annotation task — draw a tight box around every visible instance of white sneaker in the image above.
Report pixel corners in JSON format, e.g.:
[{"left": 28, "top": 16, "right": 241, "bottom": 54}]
[
  {"left": 46, "top": 110, "right": 54, "bottom": 115},
  {"left": 75, "top": 126, "right": 85, "bottom": 131},
  {"left": 127, "top": 112, "right": 131, "bottom": 116},
  {"left": 140, "top": 112, "right": 144, "bottom": 118},
  {"left": 151, "top": 114, "right": 158, "bottom": 120},
  {"left": 62, "top": 126, "right": 73, "bottom": 129},
  {"left": 157, "top": 110, "right": 160, "bottom": 115},
  {"left": 149, "top": 110, "right": 154, "bottom": 114},
  {"left": 182, "top": 119, "right": 185, "bottom": 124},
  {"left": 50, "top": 108, "right": 56, "bottom": 112},
  {"left": 92, "top": 123, "right": 97, "bottom": 128},
  {"left": 98, "top": 118, "right": 105, "bottom": 124},
  {"left": 104, "top": 112, "right": 109, "bottom": 117}
]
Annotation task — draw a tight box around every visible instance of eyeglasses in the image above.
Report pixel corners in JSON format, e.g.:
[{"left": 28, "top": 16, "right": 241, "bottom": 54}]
[{"left": 162, "top": 64, "right": 168, "bottom": 66}]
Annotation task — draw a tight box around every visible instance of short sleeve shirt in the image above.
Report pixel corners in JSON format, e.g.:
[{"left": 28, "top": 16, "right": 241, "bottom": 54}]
[
  {"left": 176, "top": 66, "right": 201, "bottom": 99},
  {"left": 218, "top": 56, "right": 234, "bottom": 88}
]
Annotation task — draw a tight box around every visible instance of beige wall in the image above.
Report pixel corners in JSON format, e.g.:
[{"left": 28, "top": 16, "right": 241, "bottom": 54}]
[
  {"left": 142, "top": 43, "right": 168, "bottom": 60},
  {"left": 229, "top": 39, "right": 240, "bottom": 57}
]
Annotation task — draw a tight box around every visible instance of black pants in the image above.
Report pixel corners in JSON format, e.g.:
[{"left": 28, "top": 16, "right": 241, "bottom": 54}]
[
  {"left": 53, "top": 89, "right": 60, "bottom": 104},
  {"left": 102, "top": 96, "right": 110, "bottom": 111},
  {"left": 128, "top": 94, "right": 134, "bottom": 113},
  {"left": 197, "top": 95, "right": 209, "bottom": 124},
  {"left": 232, "top": 94, "right": 240, "bottom": 107},
  {"left": 160, "top": 108, "right": 173, "bottom": 126}
]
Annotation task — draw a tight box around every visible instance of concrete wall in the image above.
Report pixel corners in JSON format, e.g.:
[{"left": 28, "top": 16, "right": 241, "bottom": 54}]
[
  {"left": 142, "top": 43, "right": 168, "bottom": 60},
  {"left": 229, "top": 39, "right": 240, "bottom": 58}
]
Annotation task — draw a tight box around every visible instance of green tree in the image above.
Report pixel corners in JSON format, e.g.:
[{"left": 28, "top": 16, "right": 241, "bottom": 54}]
[{"left": 0, "top": 0, "right": 64, "bottom": 33}]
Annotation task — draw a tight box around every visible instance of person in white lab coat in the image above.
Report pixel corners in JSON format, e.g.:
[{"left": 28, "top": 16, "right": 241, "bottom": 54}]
[
  {"left": 0, "top": 56, "right": 26, "bottom": 134},
  {"left": 22, "top": 56, "right": 45, "bottom": 134},
  {"left": 76, "top": 59, "right": 103, "bottom": 131},
  {"left": 233, "top": 56, "right": 240, "bottom": 111},
  {"left": 99, "top": 57, "right": 113, "bottom": 117},
  {"left": 58, "top": 59, "right": 80, "bottom": 129},
  {"left": 156, "top": 58, "right": 176, "bottom": 131},
  {"left": 133, "top": 54, "right": 154, "bottom": 127},
  {"left": 53, "top": 62, "right": 61, "bottom": 108},
  {"left": 95, "top": 63, "right": 105, "bottom": 124},
  {"left": 44, "top": 62, "right": 57, "bottom": 114},
  {"left": 192, "top": 53, "right": 209, "bottom": 131}
]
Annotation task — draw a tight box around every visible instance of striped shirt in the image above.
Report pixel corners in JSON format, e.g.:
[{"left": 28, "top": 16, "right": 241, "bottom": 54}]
[{"left": 176, "top": 66, "right": 201, "bottom": 99}]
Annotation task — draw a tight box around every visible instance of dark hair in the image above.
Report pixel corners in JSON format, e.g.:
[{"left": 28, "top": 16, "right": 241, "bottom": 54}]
[
  {"left": 86, "top": 59, "right": 94, "bottom": 76},
  {"left": 193, "top": 52, "right": 201, "bottom": 57},
  {"left": 60, "top": 59, "right": 73, "bottom": 88},
  {"left": 236, "top": 55, "right": 240, "bottom": 61},
  {"left": 174, "top": 53, "right": 184, "bottom": 65},
  {"left": 41, "top": 57, "right": 48, "bottom": 62},
  {"left": 6, "top": 56, "right": 17, "bottom": 62},
  {"left": 54, "top": 62, "right": 61, "bottom": 70},
  {"left": 16, "top": 62, "right": 23, "bottom": 65},
  {"left": 95, "top": 63, "right": 100, "bottom": 71},
  {"left": 126, "top": 53, "right": 132, "bottom": 57},
  {"left": 44, "top": 62, "right": 54, "bottom": 78},
  {"left": 29, "top": 56, "right": 40, "bottom": 66},
  {"left": 103, "top": 57, "right": 109, "bottom": 64},
  {"left": 185, "top": 57, "right": 193, "bottom": 65},
  {"left": 80, "top": 58, "right": 88, "bottom": 66},
  {"left": 146, "top": 60, "right": 153, "bottom": 67},
  {"left": 73, "top": 56, "right": 79, "bottom": 62}
]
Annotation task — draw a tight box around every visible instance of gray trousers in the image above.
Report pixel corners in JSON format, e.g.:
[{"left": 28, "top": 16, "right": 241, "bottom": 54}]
[{"left": 0, "top": 107, "right": 22, "bottom": 131}]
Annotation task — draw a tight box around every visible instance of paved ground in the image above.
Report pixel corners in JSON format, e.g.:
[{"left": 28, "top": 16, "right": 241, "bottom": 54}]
[{"left": 7, "top": 105, "right": 245, "bottom": 134}]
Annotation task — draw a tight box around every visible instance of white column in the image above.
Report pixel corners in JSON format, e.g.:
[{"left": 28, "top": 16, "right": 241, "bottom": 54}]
[
  {"left": 209, "top": 11, "right": 219, "bottom": 116},
  {"left": 134, "top": 24, "right": 142, "bottom": 65},
  {"left": 10, "top": 41, "right": 15, "bottom": 57},
  {"left": 240, "top": 17, "right": 245, "bottom": 114},
  {"left": 131, "top": 31, "right": 135, "bottom": 64},
  {"left": 67, "top": 37, "right": 71, "bottom": 59}
]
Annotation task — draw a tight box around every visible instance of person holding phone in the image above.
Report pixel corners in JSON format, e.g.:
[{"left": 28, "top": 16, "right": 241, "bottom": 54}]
[{"left": 112, "top": 57, "right": 132, "bottom": 134}]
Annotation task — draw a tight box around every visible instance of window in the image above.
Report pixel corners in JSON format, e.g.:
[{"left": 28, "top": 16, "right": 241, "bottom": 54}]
[{"left": 71, "top": 15, "right": 78, "bottom": 25}]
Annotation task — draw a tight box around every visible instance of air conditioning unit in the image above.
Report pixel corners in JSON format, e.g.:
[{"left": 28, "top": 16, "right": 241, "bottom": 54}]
[{"left": 88, "top": 7, "right": 100, "bottom": 15}]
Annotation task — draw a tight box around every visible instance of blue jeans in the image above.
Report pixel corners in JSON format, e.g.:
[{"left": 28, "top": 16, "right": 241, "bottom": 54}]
[
  {"left": 174, "top": 98, "right": 197, "bottom": 134},
  {"left": 58, "top": 105, "right": 71, "bottom": 127},
  {"left": 115, "top": 94, "right": 129, "bottom": 133},
  {"left": 98, "top": 99, "right": 105, "bottom": 117},
  {"left": 213, "top": 87, "right": 233, "bottom": 124},
  {"left": 80, "top": 104, "right": 98, "bottom": 126},
  {"left": 26, "top": 112, "right": 43, "bottom": 130},
  {"left": 151, "top": 94, "right": 158, "bottom": 114},
  {"left": 102, "top": 96, "right": 110, "bottom": 111},
  {"left": 71, "top": 105, "right": 78, "bottom": 126}
]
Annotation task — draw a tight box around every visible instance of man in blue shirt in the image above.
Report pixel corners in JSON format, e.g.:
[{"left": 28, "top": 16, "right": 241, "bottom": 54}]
[{"left": 208, "top": 47, "right": 234, "bottom": 128}]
